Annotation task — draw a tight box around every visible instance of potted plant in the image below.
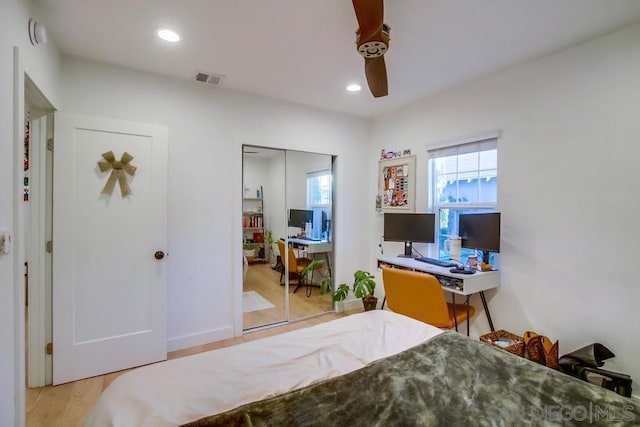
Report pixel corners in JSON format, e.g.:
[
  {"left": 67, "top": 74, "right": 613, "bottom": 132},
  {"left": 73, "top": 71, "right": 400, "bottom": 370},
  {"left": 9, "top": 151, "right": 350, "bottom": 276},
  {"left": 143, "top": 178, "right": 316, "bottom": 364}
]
[
  {"left": 319, "top": 267, "right": 378, "bottom": 311},
  {"left": 264, "top": 229, "right": 274, "bottom": 263},
  {"left": 242, "top": 240, "right": 260, "bottom": 260}
]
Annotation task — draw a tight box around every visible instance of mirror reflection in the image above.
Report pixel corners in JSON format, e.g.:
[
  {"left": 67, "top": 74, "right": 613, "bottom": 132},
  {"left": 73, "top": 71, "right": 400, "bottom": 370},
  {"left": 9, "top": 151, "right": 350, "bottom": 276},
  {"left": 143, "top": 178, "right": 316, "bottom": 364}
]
[{"left": 242, "top": 146, "right": 334, "bottom": 330}]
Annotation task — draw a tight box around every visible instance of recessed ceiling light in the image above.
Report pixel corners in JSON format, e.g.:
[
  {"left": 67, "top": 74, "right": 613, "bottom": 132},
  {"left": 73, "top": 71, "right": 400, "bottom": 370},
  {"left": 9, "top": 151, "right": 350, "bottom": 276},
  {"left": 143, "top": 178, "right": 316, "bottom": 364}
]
[
  {"left": 346, "top": 83, "right": 362, "bottom": 92},
  {"left": 157, "top": 28, "right": 180, "bottom": 43}
]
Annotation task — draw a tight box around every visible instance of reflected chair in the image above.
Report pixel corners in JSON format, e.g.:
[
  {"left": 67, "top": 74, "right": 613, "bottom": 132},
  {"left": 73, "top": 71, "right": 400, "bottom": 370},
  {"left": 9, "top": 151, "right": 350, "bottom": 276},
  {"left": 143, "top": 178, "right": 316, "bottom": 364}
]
[
  {"left": 277, "top": 240, "right": 321, "bottom": 295},
  {"left": 382, "top": 267, "right": 476, "bottom": 332}
]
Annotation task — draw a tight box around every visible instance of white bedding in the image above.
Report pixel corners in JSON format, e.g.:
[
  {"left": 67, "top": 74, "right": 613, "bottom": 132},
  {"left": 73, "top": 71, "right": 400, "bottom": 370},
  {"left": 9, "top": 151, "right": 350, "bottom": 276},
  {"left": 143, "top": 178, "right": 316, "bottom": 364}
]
[{"left": 86, "top": 310, "right": 442, "bottom": 426}]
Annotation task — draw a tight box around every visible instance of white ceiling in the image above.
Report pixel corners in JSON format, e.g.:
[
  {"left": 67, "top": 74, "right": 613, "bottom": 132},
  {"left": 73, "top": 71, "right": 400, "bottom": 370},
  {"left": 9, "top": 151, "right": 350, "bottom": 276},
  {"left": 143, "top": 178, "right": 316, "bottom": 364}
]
[{"left": 34, "top": 0, "right": 640, "bottom": 118}]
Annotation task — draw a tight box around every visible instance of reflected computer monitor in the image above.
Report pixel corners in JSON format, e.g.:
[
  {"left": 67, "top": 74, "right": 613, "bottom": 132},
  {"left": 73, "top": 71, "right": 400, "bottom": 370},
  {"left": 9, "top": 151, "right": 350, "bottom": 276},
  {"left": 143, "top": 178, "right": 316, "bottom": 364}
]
[
  {"left": 383, "top": 213, "right": 435, "bottom": 257},
  {"left": 288, "top": 209, "right": 313, "bottom": 228},
  {"left": 459, "top": 212, "right": 501, "bottom": 262}
]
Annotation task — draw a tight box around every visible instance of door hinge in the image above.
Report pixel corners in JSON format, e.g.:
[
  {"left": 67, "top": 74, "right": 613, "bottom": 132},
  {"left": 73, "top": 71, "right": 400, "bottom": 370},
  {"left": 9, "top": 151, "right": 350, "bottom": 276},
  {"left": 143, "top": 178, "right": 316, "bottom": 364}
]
[
  {"left": 46, "top": 342, "right": 53, "bottom": 355},
  {"left": 46, "top": 240, "right": 53, "bottom": 253},
  {"left": 46, "top": 138, "right": 53, "bottom": 151}
]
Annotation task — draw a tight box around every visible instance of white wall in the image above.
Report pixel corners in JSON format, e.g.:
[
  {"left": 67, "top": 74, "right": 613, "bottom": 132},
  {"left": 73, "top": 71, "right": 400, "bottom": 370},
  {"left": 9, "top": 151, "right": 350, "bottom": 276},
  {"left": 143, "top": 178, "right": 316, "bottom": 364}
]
[
  {"left": 369, "top": 23, "right": 640, "bottom": 384},
  {"left": 242, "top": 157, "right": 269, "bottom": 200},
  {"left": 59, "top": 57, "right": 371, "bottom": 350},
  {"left": 285, "top": 150, "right": 332, "bottom": 211},
  {"left": 0, "top": 0, "right": 60, "bottom": 423},
  {"left": 267, "top": 153, "right": 287, "bottom": 251},
  {"left": 285, "top": 150, "right": 332, "bottom": 239}
]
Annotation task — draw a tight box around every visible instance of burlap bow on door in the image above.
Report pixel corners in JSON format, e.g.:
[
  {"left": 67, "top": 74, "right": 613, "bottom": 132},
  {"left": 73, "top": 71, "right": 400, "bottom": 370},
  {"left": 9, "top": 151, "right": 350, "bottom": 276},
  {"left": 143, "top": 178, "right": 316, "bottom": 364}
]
[{"left": 97, "top": 151, "right": 137, "bottom": 197}]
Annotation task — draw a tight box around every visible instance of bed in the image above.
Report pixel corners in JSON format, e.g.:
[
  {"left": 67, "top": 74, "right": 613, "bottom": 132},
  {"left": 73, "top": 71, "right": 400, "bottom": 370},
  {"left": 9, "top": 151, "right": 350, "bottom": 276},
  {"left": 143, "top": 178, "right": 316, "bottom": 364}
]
[{"left": 87, "top": 311, "right": 639, "bottom": 426}]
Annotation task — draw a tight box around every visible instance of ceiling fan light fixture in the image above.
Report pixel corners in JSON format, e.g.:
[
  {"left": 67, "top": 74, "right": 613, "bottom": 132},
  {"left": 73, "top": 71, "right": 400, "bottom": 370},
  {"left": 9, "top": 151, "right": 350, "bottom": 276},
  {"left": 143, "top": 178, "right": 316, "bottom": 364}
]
[
  {"left": 157, "top": 28, "right": 180, "bottom": 43},
  {"left": 355, "top": 23, "right": 390, "bottom": 58},
  {"left": 357, "top": 41, "right": 387, "bottom": 58},
  {"left": 346, "top": 84, "right": 362, "bottom": 92}
]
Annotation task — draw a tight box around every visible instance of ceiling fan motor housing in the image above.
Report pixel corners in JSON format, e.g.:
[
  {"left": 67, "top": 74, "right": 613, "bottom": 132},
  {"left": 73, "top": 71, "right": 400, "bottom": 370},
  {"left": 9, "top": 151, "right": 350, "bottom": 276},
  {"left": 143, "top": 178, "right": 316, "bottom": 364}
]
[{"left": 356, "top": 23, "right": 390, "bottom": 58}]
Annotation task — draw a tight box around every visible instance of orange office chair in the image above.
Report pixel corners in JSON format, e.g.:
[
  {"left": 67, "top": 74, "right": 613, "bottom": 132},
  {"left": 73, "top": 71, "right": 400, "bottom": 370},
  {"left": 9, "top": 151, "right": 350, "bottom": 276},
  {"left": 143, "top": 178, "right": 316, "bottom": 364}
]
[
  {"left": 382, "top": 267, "right": 475, "bottom": 331},
  {"left": 277, "top": 240, "right": 320, "bottom": 295}
]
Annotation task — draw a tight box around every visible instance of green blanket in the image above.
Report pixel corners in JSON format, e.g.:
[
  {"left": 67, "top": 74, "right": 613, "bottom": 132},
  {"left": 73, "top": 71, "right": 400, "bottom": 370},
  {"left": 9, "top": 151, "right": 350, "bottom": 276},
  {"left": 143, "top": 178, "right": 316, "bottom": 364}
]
[{"left": 183, "top": 331, "right": 640, "bottom": 426}]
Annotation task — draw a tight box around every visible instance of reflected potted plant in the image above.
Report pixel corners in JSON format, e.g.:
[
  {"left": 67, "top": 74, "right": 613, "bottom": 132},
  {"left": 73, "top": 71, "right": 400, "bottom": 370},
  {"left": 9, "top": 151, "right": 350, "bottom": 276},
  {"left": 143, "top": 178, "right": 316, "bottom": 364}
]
[
  {"left": 318, "top": 267, "right": 378, "bottom": 311},
  {"left": 242, "top": 240, "right": 260, "bottom": 260},
  {"left": 264, "top": 229, "right": 274, "bottom": 263}
]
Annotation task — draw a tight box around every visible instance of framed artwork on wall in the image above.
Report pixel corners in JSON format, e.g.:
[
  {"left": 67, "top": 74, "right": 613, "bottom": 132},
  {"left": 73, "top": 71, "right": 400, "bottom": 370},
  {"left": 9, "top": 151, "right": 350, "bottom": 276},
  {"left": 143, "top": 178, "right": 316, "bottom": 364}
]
[{"left": 378, "top": 155, "right": 416, "bottom": 212}]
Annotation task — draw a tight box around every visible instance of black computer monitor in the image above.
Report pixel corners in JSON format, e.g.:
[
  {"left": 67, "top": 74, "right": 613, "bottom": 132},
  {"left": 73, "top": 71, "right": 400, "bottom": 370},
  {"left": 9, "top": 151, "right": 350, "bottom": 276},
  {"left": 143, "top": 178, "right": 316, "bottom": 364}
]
[
  {"left": 288, "top": 209, "right": 313, "bottom": 228},
  {"left": 459, "top": 212, "right": 501, "bottom": 262},
  {"left": 384, "top": 213, "right": 435, "bottom": 257},
  {"left": 321, "top": 210, "right": 329, "bottom": 233}
]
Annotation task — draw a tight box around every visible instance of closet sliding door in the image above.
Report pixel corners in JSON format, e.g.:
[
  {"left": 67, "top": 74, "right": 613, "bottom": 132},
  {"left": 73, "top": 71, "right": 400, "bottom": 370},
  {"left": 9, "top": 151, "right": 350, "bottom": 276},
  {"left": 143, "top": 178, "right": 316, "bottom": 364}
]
[
  {"left": 242, "top": 146, "right": 335, "bottom": 331},
  {"left": 285, "top": 150, "right": 334, "bottom": 321},
  {"left": 242, "top": 146, "right": 287, "bottom": 329}
]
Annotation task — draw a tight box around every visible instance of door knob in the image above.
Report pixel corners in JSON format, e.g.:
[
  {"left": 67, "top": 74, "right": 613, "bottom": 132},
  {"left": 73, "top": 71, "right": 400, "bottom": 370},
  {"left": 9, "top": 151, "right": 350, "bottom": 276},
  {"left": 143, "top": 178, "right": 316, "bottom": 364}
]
[{"left": 154, "top": 251, "right": 165, "bottom": 260}]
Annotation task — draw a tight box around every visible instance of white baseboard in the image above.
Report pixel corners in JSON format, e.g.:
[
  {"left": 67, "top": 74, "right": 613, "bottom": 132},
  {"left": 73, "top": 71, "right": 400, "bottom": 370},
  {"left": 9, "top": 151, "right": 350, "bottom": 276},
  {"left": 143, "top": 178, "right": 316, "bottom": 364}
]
[
  {"left": 167, "top": 326, "right": 235, "bottom": 352},
  {"left": 338, "top": 299, "right": 365, "bottom": 312}
]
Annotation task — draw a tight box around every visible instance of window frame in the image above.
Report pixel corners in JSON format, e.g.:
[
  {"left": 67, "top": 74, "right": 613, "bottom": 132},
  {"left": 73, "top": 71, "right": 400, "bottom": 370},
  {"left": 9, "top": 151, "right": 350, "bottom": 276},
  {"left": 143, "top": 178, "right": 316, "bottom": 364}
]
[
  {"left": 428, "top": 134, "right": 499, "bottom": 262},
  {"left": 306, "top": 169, "right": 332, "bottom": 209}
]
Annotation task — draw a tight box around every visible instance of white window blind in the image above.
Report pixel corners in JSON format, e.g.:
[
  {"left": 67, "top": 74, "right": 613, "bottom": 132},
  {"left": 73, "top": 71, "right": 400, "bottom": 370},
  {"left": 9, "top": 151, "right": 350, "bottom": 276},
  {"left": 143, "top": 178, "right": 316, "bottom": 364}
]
[{"left": 428, "top": 137, "right": 497, "bottom": 159}]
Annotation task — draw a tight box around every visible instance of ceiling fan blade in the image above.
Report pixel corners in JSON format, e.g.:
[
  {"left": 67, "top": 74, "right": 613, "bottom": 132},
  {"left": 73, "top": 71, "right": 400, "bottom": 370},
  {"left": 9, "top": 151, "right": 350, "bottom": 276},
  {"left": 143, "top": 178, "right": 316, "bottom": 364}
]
[
  {"left": 364, "top": 56, "right": 388, "bottom": 98},
  {"left": 352, "top": 0, "right": 384, "bottom": 42}
]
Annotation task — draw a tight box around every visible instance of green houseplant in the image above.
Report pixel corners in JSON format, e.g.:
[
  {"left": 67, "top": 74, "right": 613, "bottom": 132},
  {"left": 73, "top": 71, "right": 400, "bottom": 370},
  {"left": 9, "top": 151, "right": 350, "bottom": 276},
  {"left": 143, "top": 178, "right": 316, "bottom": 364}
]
[
  {"left": 318, "top": 267, "right": 378, "bottom": 311},
  {"left": 263, "top": 229, "right": 274, "bottom": 263},
  {"left": 242, "top": 240, "right": 260, "bottom": 259}
]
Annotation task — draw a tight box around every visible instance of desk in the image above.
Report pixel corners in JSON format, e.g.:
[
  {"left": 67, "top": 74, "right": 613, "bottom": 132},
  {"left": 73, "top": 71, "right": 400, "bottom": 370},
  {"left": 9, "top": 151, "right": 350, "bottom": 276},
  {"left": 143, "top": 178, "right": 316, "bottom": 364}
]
[
  {"left": 377, "top": 256, "right": 500, "bottom": 334},
  {"left": 287, "top": 238, "right": 333, "bottom": 295},
  {"left": 288, "top": 238, "right": 332, "bottom": 254}
]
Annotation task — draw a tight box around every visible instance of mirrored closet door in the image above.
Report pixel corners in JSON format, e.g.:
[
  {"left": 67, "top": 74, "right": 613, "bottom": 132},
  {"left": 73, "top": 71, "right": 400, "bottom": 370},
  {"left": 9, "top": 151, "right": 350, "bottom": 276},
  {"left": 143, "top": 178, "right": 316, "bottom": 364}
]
[
  {"left": 242, "top": 145, "right": 334, "bottom": 330},
  {"left": 242, "top": 146, "right": 287, "bottom": 329},
  {"left": 285, "top": 150, "right": 334, "bottom": 321}
]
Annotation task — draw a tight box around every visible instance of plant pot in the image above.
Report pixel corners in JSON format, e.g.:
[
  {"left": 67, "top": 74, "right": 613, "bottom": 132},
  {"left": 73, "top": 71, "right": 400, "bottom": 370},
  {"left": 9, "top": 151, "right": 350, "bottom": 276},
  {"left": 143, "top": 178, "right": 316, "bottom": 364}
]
[
  {"left": 362, "top": 295, "right": 378, "bottom": 311},
  {"left": 243, "top": 248, "right": 257, "bottom": 260}
]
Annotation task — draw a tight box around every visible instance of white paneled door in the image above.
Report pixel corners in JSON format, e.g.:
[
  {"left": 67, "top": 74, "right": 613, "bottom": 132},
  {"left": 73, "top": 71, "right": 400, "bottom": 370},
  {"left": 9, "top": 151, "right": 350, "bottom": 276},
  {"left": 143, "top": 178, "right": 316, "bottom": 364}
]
[{"left": 52, "top": 113, "right": 168, "bottom": 385}]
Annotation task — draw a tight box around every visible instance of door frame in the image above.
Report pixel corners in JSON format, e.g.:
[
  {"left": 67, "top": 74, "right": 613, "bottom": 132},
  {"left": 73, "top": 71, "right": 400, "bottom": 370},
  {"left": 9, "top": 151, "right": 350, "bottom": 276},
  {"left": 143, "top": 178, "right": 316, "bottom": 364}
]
[
  {"left": 25, "top": 76, "right": 55, "bottom": 387},
  {"left": 13, "top": 45, "right": 26, "bottom": 427}
]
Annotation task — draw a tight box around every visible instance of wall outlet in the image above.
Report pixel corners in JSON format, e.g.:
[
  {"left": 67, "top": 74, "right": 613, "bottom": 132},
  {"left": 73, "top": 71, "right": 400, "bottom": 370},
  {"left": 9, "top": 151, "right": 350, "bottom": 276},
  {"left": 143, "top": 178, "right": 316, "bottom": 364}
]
[{"left": 0, "top": 228, "right": 12, "bottom": 255}]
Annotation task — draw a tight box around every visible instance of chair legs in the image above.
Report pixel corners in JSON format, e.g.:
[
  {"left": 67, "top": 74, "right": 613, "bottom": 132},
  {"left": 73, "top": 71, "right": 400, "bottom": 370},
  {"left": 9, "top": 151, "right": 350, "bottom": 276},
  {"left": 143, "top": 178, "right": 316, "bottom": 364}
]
[
  {"left": 292, "top": 272, "right": 309, "bottom": 295},
  {"left": 280, "top": 271, "right": 318, "bottom": 297}
]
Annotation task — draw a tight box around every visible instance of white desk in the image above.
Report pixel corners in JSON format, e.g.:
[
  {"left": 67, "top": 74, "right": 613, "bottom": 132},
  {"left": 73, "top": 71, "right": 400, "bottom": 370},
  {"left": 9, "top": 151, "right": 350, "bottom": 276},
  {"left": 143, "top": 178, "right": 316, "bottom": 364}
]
[
  {"left": 288, "top": 238, "right": 332, "bottom": 254},
  {"left": 377, "top": 256, "right": 500, "bottom": 334},
  {"left": 287, "top": 238, "right": 333, "bottom": 292}
]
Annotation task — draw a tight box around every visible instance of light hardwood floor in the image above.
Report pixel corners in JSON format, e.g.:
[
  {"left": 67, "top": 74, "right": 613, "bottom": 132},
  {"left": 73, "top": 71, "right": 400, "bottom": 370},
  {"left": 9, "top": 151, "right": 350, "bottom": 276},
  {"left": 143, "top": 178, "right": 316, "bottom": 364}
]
[
  {"left": 243, "top": 262, "right": 333, "bottom": 329},
  {"left": 26, "top": 307, "right": 359, "bottom": 426}
]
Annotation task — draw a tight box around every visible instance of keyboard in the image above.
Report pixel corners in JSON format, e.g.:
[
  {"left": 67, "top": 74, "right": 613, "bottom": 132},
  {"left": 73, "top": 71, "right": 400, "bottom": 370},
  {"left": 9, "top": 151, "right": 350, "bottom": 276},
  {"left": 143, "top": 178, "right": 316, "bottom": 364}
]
[
  {"left": 296, "top": 237, "right": 321, "bottom": 242},
  {"left": 415, "top": 257, "right": 457, "bottom": 268}
]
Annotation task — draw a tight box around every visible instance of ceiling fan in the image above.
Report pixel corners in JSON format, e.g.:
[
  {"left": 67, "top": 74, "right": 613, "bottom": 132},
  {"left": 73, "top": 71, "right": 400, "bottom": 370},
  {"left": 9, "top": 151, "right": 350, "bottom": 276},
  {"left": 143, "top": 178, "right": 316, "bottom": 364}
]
[{"left": 352, "top": 0, "right": 390, "bottom": 98}]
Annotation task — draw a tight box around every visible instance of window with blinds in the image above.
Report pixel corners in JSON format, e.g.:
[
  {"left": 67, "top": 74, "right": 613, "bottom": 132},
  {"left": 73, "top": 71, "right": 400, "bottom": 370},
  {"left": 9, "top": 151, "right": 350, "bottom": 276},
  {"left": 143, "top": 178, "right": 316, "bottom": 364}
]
[{"left": 428, "top": 135, "right": 498, "bottom": 263}]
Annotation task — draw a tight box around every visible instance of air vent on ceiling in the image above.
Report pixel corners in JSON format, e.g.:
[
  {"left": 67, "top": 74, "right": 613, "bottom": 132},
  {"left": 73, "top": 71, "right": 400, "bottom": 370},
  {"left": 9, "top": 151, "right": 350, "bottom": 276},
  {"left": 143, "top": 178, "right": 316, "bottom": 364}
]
[{"left": 195, "top": 71, "right": 225, "bottom": 86}]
